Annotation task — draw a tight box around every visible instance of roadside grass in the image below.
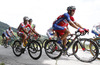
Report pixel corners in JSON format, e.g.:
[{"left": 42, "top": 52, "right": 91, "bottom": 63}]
[{"left": 0, "top": 63, "right": 5, "bottom": 65}]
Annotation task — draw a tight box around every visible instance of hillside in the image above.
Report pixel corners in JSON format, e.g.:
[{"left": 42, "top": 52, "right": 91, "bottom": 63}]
[
  {"left": 0, "top": 21, "right": 17, "bottom": 35},
  {"left": 0, "top": 21, "right": 48, "bottom": 41}
]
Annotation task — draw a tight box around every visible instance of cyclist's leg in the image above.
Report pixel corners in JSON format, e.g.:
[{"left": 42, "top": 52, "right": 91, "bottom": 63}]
[
  {"left": 17, "top": 32, "right": 27, "bottom": 47},
  {"left": 61, "top": 29, "right": 70, "bottom": 40},
  {"left": 63, "top": 38, "right": 67, "bottom": 49},
  {"left": 4, "top": 33, "right": 10, "bottom": 44}
]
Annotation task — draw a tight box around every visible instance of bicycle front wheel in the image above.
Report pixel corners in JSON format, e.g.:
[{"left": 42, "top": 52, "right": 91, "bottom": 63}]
[
  {"left": 28, "top": 40, "right": 42, "bottom": 60},
  {"left": 90, "top": 38, "right": 100, "bottom": 60},
  {"left": 73, "top": 38, "right": 99, "bottom": 62}
]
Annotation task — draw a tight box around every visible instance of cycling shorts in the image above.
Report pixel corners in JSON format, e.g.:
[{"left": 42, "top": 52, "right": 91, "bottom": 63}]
[
  {"left": 3, "top": 32, "right": 10, "bottom": 38},
  {"left": 17, "top": 31, "right": 24, "bottom": 38}
]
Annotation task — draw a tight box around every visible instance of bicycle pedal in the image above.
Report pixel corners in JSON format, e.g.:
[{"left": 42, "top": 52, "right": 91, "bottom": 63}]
[{"left": 21, "top": 48, "right": 25, "bottom": 53}]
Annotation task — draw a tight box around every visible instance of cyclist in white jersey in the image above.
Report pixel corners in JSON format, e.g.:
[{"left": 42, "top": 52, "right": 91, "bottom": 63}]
[
  {"left": 2, "top": 27, "right": 16, "bottom": 44},
  {"left": 92, "top": 23, "right": 100, "bottom": 36}
]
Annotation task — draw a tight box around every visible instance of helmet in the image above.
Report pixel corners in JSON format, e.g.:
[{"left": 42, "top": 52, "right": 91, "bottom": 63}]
[
  {"left": 29, "top": 19, "right": 33, "bottom": 22},
  {"left": 23, "top": 16, "right": 29, "bottom": 21},
  {"left": 32, "top": 24, "right": 35, "bottom": 28},
  {"left": 67, "top": 6, "right": 76, "bottom": 11}
]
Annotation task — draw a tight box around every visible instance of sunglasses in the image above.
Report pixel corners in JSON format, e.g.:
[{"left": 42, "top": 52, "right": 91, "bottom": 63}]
[{"left": 72, "top": 10, "right": 75, "bottom": 12}]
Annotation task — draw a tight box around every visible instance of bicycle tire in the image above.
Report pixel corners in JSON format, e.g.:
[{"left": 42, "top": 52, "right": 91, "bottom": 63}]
[
  {"left": 45, "top": 40, "right": 62, "bottom": 59},
  {"left": 73, "top": 38, "right": 99, "bottom": 62},
  {"left": 90, "top": 38, "right": 100, "bottom": 60},
  {"left": 37, "top": 40, "right": 43, "bottom": 48},
  {"left": 28, "top": 40, "right": 42, "bottom": 60},
  {"left": 43, "top": 39, "right": 48, "bottom": 48},
  {"left": 12, "top": 40, "right": 22, "bottom": 57}
]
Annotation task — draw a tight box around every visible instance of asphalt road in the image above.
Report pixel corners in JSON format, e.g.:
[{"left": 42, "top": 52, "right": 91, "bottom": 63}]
[{"left": 0, "top": 45, "right": 100, "bottom": 65}]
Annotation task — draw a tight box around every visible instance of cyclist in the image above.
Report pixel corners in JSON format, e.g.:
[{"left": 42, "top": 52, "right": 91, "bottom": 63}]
[
  {"left": 2, "top": 27, "right": 16, "bottom": 45},
  {"left": 17, "top": 16, "right": 40, "bottom": 53},
  {"left": 52, "top": 6, "right": 89, "bottom": 51},
  {"left": 27, "top": 19, "right": 36, "bottom": 34},
  {"left": 46, "top": 27, "right": 57, "bottom": 40},
  {"left": 28, "top": 18, "right": 39, "bottom": 39},
  {"left": 92, "top": 23, "right": 100, "bottom": 36}
]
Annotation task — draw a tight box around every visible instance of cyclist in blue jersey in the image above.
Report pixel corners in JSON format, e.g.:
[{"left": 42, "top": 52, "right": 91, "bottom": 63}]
[{"left": 53, "top": 6, "right": 89, "bottom": 50}]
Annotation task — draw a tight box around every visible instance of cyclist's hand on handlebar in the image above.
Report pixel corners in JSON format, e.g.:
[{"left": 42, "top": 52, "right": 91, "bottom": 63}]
[
  {"left": 83, "top": 28, "right": 89, "bottom": 32},
  {"left": 78, "top": 28, "right": 85, "bottom": 33}
]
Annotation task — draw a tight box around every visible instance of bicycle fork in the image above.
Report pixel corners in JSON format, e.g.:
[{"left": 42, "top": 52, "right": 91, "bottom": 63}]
[{"left": 78, "top": 40, "right": 86, "bottom": 51}]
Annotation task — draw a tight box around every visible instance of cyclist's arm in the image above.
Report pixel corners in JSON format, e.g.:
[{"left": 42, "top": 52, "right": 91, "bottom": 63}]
[
  {"left": 30, "top": 27, "right": 39, "bottom": 35},
  {"left": 73, "top": 22, "right": 83, "bottom": 28},
  {"left": 69, "top": 21, "right": 78, "bottom": 29},
  {"left": 28, "top": 24, "right": 39, "bottom": 35},
  {"left": 11, "top": 31, "right": 16, "bottom": 37}
]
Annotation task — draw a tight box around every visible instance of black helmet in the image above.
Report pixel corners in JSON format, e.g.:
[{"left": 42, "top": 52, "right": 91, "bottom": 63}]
[
  {"left": 23, "top": 16, "right": 29, "bottom": 21},
  {"left": 29, "top": 19, "right": 33, "bottom": 22},
  {"left": 67, "top": 6, "right": 76, "bottom": 11}
]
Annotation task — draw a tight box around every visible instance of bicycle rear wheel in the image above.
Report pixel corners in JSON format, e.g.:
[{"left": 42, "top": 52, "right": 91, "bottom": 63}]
[
  {"left": 90, "top": 38, "right": 100, "bottom": 60},
  {"left": 12, "top": 40, "right": 22, "bottom": 57},
  {"left": 45, "top": 40, "right": 62, "bottom": 59},
  {"left": 28, "top": 40, "right": 42, "bottom": 60},
  {"left": 73, "top": 38, "right": 99, "bottom": 62}
]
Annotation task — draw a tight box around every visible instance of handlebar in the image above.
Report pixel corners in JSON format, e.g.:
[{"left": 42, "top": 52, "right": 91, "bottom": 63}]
[
  {"left": 75, "top": 30, "right": 89, "bottom": 36},
  {"left": 68, "top": 30, "right": 89, "bottom": 37}
]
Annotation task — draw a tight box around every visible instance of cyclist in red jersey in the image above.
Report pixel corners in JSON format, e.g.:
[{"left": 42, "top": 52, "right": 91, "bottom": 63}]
[
  {"left": 28, "top": 19, "right": 39, "bottom": 39},
  {"left": 17, "top": 16, "right": 40, "bottom": 52},
  {"left": 53, "top": 6, "right": 89, "bottom": 50}
]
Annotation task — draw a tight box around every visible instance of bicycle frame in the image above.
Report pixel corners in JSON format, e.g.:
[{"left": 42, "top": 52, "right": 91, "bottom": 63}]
[{"left": 57, "top": 31, "right": 86, "bottom": 52}]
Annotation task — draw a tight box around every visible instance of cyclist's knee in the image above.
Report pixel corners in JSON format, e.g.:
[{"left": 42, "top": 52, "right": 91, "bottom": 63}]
[{"left": 65, "top": 29, "right": 70, "bottom": 34}]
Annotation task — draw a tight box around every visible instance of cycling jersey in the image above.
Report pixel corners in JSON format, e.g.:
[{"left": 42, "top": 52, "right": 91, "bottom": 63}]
[
  {"left": 53, "top": 13, "right": 71, "bottom": 30},
  {"left": 53, "top": 13, "right": 75, "bottom": 36},
  {"left": 18, "top": 22, "right": 31, "bottom": 33},
  {"left": 26, "top": 24, "right": 35, "bottom": 34},
  {"left": 3, "top": 29, "right": 13, "bottom": 38},
  {"left": 17, "top": 22, "right": 31, "bottom": 37},
  {"left": 6, "top": 29, "right": 13, "bottom": 36}
]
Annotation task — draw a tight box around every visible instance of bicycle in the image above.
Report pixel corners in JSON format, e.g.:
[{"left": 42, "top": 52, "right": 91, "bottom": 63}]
[
  {"left": 45, "top": 30, "right": 99, "bottom": 62},
  {"left": 12, "top": 34, "right": 42, "bottom": 60},
  {"left": 90, "top": 35, "right": 100, "bottom": 60},
  {"left": 2, "top": 36, "right": 16, "bottom": 48},
  {"left": 30, "top": 34, "right": 43, "bottom": 48}
]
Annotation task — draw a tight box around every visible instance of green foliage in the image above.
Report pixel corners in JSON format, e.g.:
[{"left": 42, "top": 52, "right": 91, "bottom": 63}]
[
  {"left": 0, "top": 62, "right": 5, "bottom": 65},
  {"left": 0, "top": 21, "right": 17, "bottom": 36},
  {"left": 0, "top": 36, "right": 2, "bottom": 44}
]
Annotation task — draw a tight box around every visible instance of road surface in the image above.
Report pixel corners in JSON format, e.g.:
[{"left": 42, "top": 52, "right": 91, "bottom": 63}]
[{"left": 0, "top": 45, "right": 100, "bottom": 65}]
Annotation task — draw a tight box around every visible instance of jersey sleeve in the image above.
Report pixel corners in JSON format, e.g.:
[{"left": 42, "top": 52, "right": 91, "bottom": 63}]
[
  {"left": 70, "top": 16, "right": 75, "bottom": 22},
  {"left": 27, "top": 24, "right": 31, "bottom": 28},
  {"left": 64, "top": 13, "right": 71, "bottom": 22}
]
